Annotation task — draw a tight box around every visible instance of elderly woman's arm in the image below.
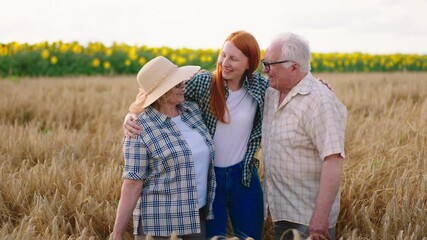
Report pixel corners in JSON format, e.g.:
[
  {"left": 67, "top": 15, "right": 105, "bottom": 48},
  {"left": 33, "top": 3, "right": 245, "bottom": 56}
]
[{"left": 112, "top": 179, "right": 143, "bottom": 240}]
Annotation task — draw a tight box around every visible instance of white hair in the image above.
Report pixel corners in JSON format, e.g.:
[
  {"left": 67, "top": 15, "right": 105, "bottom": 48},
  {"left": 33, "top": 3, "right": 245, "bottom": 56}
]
[{"left": 271, "top": 32, "right": 311, "bottom": 72}]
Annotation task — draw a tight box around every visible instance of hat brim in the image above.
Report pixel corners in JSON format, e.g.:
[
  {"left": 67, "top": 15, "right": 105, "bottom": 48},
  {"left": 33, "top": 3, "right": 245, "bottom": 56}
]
[{"left": 142, "top": 65, "right": 201, "bottom": 108}]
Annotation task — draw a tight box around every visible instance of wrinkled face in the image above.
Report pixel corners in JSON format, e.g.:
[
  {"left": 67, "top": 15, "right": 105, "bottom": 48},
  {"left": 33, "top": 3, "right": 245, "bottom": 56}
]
[
  {"left": 262, "top": 42, "right": 294, "bottom": 91},
  {"left": 159, "top": 81, "right": 185, "bottom": 106},
  {"left": 217, "top": 41, "right": 249, "bottom": 83}
]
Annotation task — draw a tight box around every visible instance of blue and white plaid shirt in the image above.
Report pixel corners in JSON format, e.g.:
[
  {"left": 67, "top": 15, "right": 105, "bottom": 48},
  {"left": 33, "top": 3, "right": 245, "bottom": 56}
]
[
  {"left": 184, "top": 71, "right": 269, "bottom": 187},
  {"left": 122, "top": 101, "right": 216, "bottom": 236}
]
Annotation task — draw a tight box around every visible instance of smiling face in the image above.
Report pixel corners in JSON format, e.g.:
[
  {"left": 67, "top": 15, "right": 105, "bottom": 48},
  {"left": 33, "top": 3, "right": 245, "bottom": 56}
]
[
  {"left": 263, "top": 42, "right": 288, "bottom": 91},
  {"left": 158, "top": 81, "right": 185, "bottom": 106},
  {"left": 217, "top": 41, "right": 249, "bottom": 84},
  {"left": 263, "top": 41, "right": 299, "bottom": 93}
]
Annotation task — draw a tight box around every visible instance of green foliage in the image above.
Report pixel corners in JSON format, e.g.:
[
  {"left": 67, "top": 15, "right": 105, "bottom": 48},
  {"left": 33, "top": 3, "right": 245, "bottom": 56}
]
[{"left": 0, "top": 42, "right": 426, "bottom": 77}]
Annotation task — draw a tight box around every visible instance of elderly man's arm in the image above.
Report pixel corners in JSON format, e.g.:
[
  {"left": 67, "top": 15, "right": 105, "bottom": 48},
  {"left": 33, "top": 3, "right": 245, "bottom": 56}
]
[
  {"left": 309, "top": 153, "right": 344, "bottom": 240},
  {"left": 112, "top": 179, "right": 143, "bottom": 240}
]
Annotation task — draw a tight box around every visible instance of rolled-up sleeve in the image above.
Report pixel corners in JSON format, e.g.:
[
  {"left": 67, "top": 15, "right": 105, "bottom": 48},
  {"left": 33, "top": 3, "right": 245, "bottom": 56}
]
[{"left": 122, "top": 137, "right": 149, "bottom": 180}]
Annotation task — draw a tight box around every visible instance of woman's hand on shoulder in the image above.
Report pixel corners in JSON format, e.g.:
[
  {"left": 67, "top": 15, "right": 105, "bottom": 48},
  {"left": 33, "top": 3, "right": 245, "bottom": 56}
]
[
  {"left": 318, "top": 78, "right": 334, "bottom": 92},
  {"left": 123, "top": 112, "right": 142, "bottom": 138}
]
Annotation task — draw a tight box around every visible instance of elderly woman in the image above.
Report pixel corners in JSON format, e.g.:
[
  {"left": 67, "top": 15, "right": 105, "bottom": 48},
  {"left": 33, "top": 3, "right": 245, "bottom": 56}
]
[{"left": 112, "top": 56, "right": 216, "bottom": 240}]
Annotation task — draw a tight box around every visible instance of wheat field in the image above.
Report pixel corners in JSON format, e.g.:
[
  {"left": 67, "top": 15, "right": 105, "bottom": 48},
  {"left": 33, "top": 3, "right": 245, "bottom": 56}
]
[{"left": 0, "top": 73, "right": 426, "bottom": 240}]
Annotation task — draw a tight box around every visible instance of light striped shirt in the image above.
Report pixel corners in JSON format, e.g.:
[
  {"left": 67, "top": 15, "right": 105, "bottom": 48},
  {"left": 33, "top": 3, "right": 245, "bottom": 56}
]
[
  {"left": 262, "top": 72, "right": 347, "bottom": 227},
  {"left": 123, "top": 101, "right": 216, "bottom": 236}
]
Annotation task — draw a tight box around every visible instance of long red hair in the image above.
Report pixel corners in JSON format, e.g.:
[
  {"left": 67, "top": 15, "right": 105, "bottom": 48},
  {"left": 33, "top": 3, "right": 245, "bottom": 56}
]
[{"left": 210, "top": 31, "right": 260, "bottom": 123}]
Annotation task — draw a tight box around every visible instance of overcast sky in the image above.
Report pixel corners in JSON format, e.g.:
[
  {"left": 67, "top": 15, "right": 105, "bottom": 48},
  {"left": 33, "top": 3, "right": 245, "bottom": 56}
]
[{"left": 2, "top": 0, "right": 427, "bottom": 54}]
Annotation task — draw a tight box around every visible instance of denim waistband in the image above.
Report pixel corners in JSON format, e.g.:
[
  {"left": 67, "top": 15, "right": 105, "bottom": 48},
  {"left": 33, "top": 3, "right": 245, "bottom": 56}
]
[{"left": 214, "top": 161, "right": 244, "bottom": 174}]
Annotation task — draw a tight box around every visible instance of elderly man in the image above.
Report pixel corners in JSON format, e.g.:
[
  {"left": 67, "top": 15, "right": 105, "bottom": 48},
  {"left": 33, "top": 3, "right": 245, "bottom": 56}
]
[{"left": 261, "top": 32, "right": 347, "bottom": 240}]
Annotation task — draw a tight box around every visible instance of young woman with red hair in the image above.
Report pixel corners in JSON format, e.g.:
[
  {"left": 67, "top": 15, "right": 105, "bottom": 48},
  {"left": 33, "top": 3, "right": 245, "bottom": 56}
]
[{"left": 184, "top": 31, "right": 267, "bottom": 239}]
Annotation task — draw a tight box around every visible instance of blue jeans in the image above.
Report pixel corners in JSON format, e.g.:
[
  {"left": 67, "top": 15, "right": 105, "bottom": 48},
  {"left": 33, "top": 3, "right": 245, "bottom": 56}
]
[{"left": 206, "top": 161, "right": 264, "bottom": 240}]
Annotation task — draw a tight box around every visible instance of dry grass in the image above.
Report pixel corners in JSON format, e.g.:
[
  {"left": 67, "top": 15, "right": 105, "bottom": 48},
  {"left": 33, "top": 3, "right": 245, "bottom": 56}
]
[{"left": 0, "top": 73, "right": 426, "bottom": 240}]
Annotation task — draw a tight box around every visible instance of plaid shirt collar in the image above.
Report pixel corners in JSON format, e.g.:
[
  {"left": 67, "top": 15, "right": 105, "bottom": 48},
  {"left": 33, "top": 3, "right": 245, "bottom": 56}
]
[
  {"left": 142, "top": 102, "right": 195, "bottom": 123},
  {"left": 291, "top": 72, "right": 314, "bottom": 96}
]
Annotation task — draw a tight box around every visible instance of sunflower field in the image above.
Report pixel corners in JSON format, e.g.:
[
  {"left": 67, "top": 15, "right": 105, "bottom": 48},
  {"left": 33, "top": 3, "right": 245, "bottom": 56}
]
[{"left": 1, "top": 41, "right": 427, "bottom": 77}]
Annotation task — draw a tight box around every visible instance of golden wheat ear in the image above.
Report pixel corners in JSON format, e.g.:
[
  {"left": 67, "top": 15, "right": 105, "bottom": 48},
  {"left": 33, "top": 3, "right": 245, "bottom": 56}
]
[
  {"left": 210, "top": 236, "right": 228, "bottom": 240},
  {"left": 279, "top": 229, "right": 301, "bottom": 240},
  {"left": 170, "top": 231, "right": 182, "bottom": 240},
  {"left": 145, "top": 233, "right": 154, "bottom": 240}
]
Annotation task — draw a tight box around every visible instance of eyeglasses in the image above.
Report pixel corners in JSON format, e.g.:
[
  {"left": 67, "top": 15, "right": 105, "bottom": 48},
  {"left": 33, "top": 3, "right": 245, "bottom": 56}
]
[
  {"left": 261, "top": 59, "right": 294, "bottom": 71},
  {"left": 175, "top": 81, "right": 185, "bottom": 88}
]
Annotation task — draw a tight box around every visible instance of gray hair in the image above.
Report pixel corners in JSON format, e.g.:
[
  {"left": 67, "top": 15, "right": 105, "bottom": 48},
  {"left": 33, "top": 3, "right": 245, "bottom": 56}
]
[{"left": 271, "top": 32, "right": 311, "bottom": 72}]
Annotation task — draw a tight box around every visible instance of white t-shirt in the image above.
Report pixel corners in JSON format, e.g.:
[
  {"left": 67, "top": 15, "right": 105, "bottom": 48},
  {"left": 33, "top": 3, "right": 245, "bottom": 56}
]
[
  {"left": 172, "top": 115, "right": 210, "bottom": 208},
  {"left": 214, "top": 87, "right": 257, "bottom": 167}
]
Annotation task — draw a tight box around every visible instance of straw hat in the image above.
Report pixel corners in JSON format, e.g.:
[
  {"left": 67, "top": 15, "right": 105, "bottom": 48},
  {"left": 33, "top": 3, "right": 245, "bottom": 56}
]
[{"left": 131, "top": 56, "right": 200, "bottom": 110}]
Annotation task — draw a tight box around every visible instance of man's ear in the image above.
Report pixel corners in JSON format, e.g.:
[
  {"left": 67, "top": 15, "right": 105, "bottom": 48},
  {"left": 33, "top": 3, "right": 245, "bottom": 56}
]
[{"left": 291, "top": 63, "right": 300, "bottom": 75}]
